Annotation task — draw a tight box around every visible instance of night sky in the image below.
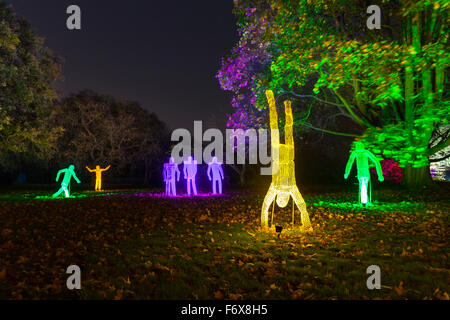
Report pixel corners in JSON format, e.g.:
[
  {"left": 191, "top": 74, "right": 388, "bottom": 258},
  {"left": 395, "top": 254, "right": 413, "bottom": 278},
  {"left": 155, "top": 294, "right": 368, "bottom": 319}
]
[{"left": 6, "top": 0, "right": 238, "bottom": 130}]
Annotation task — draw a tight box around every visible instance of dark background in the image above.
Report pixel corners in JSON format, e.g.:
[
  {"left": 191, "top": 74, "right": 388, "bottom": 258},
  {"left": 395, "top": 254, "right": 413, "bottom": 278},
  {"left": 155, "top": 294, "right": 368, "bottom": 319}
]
[{"left": 6, "top": 0, "right": 238, "bottom": 130}]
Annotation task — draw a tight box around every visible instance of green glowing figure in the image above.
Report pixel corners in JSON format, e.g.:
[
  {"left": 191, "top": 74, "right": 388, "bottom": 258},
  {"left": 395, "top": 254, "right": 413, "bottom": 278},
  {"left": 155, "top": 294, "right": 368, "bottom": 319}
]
[
  {"left": 344, "top": 141, "right": 384, "bottom": 205},
  {"left": 52, "top": 165, "right": 81, "bottom": 198}
]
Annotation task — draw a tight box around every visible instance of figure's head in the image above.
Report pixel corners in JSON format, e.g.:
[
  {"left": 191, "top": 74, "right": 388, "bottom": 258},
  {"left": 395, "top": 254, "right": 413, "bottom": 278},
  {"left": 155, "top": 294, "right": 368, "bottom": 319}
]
[
  {"left": 188, "top": 156, "right": 193, "bottom": 162},
  {"left": 276, "top": 192, "right": 290, "bottom": 208},
  {"left": 169, "top": 157, "right": 174, "bottom": 164},
  {"left": 354, "top": 141, "right": 365, "bottom": 151},
  {"left": 96, "top": 165, "right": 100, "bottom": 170},
  {"left": 212, "top": 156, "right": 218, "bottom": 162},
  {"left": 69, "top": 165, "right": 75, "bottom": 171}
]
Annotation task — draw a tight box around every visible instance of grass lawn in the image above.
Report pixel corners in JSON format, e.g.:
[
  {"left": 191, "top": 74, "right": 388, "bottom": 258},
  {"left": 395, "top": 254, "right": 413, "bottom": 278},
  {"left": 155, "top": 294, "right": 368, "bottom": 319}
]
[{"left": 0, "top": 186, "right": 448, "bottom": 299}]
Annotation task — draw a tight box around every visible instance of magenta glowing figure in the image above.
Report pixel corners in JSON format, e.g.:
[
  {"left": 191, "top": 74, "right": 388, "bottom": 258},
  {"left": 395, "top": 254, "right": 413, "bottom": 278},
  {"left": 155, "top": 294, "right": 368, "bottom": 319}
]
[
  {"left": 163, "top": 157, "right": 180, "bottom": 196},
  {"left": 183, "top": 156, "right": 198, "bottom": 196},
  {"left": 207, "top": 156, "right": 224, "bottom": 194}
]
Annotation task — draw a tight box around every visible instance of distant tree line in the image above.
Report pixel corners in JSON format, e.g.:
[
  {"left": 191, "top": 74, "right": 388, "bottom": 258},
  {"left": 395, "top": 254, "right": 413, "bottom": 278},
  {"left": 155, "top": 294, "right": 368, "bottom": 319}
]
[{"left": 0, "top": 2, "right": 169, "bottom": 185}]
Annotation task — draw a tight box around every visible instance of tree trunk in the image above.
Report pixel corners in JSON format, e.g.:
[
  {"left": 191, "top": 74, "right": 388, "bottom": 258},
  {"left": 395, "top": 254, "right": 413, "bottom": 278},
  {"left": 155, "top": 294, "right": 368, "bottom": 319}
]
[
  {"left": 404, "top": 165, "right": 433, "bottom": 188},
  {"left": 144, "top": 158, "right": 151, "bottom": 186},
  {"left": 239, "top": 164, "right": 246, "bottom": 186}
]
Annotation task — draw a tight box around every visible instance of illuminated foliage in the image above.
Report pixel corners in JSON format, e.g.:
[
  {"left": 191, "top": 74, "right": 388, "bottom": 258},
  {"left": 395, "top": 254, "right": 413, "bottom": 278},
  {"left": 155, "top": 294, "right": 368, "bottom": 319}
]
[
  {"left": 216, "top": 2, "right": 272, "bottom": 130},
  {"left": 223, "top": 0, "right": 449, "bottom": 186},
  {"left": 371, "top": 159, "right": 404, "bottom": 184},
  {"left": 261, "top": 90, "right": 312, "bottom": 230}
]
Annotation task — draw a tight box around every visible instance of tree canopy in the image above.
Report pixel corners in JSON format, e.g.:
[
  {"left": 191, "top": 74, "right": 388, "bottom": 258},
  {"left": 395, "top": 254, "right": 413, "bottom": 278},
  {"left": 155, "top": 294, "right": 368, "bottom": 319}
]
[
  {"left": 219, "top": 0, "right": 449, "bottom": 185},
  {"left": 0, "top": 1, "right": 63, "bottom": 171},
  {"left": 53, "top": 90, "right": 168, "bottom": 182}
]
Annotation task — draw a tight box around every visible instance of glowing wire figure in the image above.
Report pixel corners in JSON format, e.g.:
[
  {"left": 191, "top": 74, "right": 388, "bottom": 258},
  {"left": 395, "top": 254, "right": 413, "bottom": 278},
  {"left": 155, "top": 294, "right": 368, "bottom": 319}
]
[
  {"left": 163, "top": 157, "right": 180, "bottom": 196},
  {"left": 207, "top": 156, "right": 224, "bottom": 194},
  {"left": 261, "top": 90, "right": 312, "bottom": 231},
  {"left": 183, "top": 156, "right": 198, "bottom": 196},
  {"left": 344, "top": 141, "right": 384, "bottom": 205},
  {"left": 86, "top": 165, "right": 110, "bottom": 191},
  {"left": 52, "top": 165, "right": 80, "bottom": 198}
]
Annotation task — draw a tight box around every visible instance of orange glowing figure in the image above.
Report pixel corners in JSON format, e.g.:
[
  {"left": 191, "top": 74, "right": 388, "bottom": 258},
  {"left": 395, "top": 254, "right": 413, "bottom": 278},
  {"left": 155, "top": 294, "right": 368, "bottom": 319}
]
[{"left": 86, "top": 165, "right": 110, "bottom": 191}]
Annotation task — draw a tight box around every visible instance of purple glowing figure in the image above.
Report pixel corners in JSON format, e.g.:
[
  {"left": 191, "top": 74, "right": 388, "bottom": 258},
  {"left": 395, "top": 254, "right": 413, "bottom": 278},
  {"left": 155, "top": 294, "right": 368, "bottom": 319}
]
[
  {"left": 183, "top": 156, "right": 198, "bottom": 196},
  {"left": 163, "top": 157, "right": 180, "bottom": 196},
  {"left": 207, "top": 156, "right": 224, "bottom": 194}
]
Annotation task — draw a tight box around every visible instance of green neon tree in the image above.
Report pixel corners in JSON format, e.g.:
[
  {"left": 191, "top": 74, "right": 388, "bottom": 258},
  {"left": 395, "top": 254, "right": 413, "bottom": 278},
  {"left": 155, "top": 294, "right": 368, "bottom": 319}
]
[
  {"left": 344, "top": 141, "right": 384, "bottom": 205},
  {"left": 224, "top": 0, "right": 449, "bottom": 187},
  {"left": 52, "top": 165, "right": 81, "bottom": 198}
]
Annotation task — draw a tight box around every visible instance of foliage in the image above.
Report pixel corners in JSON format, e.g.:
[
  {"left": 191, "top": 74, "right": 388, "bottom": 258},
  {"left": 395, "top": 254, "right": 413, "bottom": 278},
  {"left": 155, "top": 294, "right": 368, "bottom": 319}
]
[
  {"left": 216, "top": 1, "right": 273, "bottom": 129},
  {"left": 53, "top": 90, "right": 168, "bottom": 177},
  {"left": 371, "top": 159, "right": 404, "bottom": 184},
  {"left": 221, "top": 0, "right": 450, "bottom": 185},
  {"left": 0, "top": 1, "right": 63, "bottom": 171}
]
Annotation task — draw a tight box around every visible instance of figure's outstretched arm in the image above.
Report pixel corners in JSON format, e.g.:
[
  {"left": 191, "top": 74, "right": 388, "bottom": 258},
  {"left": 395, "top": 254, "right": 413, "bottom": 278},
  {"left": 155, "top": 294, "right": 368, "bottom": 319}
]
[
  {"left": 175, "top": 165, "right": 180, "bottom": 181},
  {"left": 261, "top": 184, "right": 277, "bottom": 228},
  {"left": 207, "top": 165, "right": 212, "bottom": 181},
  {"left": 56, "top": 169, "right": 63, "bottom": 182},
  {"left": 219, "top": 165, "right": 224, "bottom": 180},
  {"left": 344, "top": 152, "right": 356, "bottom": 179},
  {"left": 72, "top": 171, "right": 81, "bottom": 183},
  {"left": 102, "top": 165, "right": 111, "bottom": 171},
  {"left": 86, "top": 166, "right": 93, "bottom": 172},
  {"left": 366, "top": 151, "right": 384, "bottom": 181},
  {"left": 291, "top": 186, "right": 312, "bottom": 230},
  {"left": 284, "top": 100, "right": 294, "bottom": 148}
]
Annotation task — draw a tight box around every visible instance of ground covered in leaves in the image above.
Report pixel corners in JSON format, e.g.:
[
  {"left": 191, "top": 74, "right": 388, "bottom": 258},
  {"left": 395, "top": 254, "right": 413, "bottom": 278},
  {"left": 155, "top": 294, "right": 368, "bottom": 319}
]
[{"left": 0, "top": 186, "right": 449, "bottom": 300}]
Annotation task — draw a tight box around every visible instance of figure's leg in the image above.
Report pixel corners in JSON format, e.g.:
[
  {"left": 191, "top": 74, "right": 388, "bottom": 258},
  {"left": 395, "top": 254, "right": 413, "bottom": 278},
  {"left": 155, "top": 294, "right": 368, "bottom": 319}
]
[
  {"left": 53, "top": 186, "right": 64, "bottom": 198},
  {"left": 95, "top": 178, "right": 99, "bottom": 191},
  {"left": 187, "top": 179, "right": 191, "bottom": 195},
  {"left": 212, "top": 179, "right": 217, "bottom": 194},
  {"left": 290, "top": 186, "right": 312, "bottom": 230},
  {"left": 169, "top": 180, "right": 173, "bottom": 196},
  {"left": 261, "top": 184, "right": 277, "bottom": 228},
  {"left": 165, "top": 181, "right": 169, "bottom": 196},
  {"left": 170, "top": 179, "right": 176, "bottom": 196},
  {"left": 192, "top": 177, "right": 197, "bottom": 195},
  {"left": 98, "top": 177, "right": 102, "bottom": 191},
  {"left": 218, "top": 179, "right": 222, "bottom": 194},
  {"left": 62, "top": 183, "right": 69, "bottom": 198},
  {"left": 359, "top": 177, "right": 369, "bottom": 205}
]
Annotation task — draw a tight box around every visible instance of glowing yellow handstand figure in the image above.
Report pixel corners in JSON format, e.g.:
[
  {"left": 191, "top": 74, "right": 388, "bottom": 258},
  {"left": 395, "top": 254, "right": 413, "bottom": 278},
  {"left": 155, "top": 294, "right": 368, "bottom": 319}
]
[
  {"left": 261, "top": 90, "right": 312, "bottom": 231},
  {"left": 86, "top": 165, "right": 110, "bottom": 191}
]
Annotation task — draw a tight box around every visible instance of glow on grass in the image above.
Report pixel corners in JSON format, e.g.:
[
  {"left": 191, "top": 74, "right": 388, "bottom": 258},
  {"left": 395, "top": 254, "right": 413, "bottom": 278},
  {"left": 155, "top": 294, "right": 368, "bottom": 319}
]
[
  {"left": 344, "top": 141, "right": 384, "bottom": 205},
  {"left": 163, "top": 157, "right": 180, "bottom": 196},
  {"left": 207, "top": 156, "right": 224, "bottom": 194},
  {"left": 86, "top": 165, "right": 110, "bottom": 191},
  {"left": 311, "top": 199, "right": 420, "bottom": 211},
  {"left": 52, "top": 165, "right": 80, "bottom": 198},
  {"left": 261, "top": 90, "right": 312, "bottom": 231}
]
